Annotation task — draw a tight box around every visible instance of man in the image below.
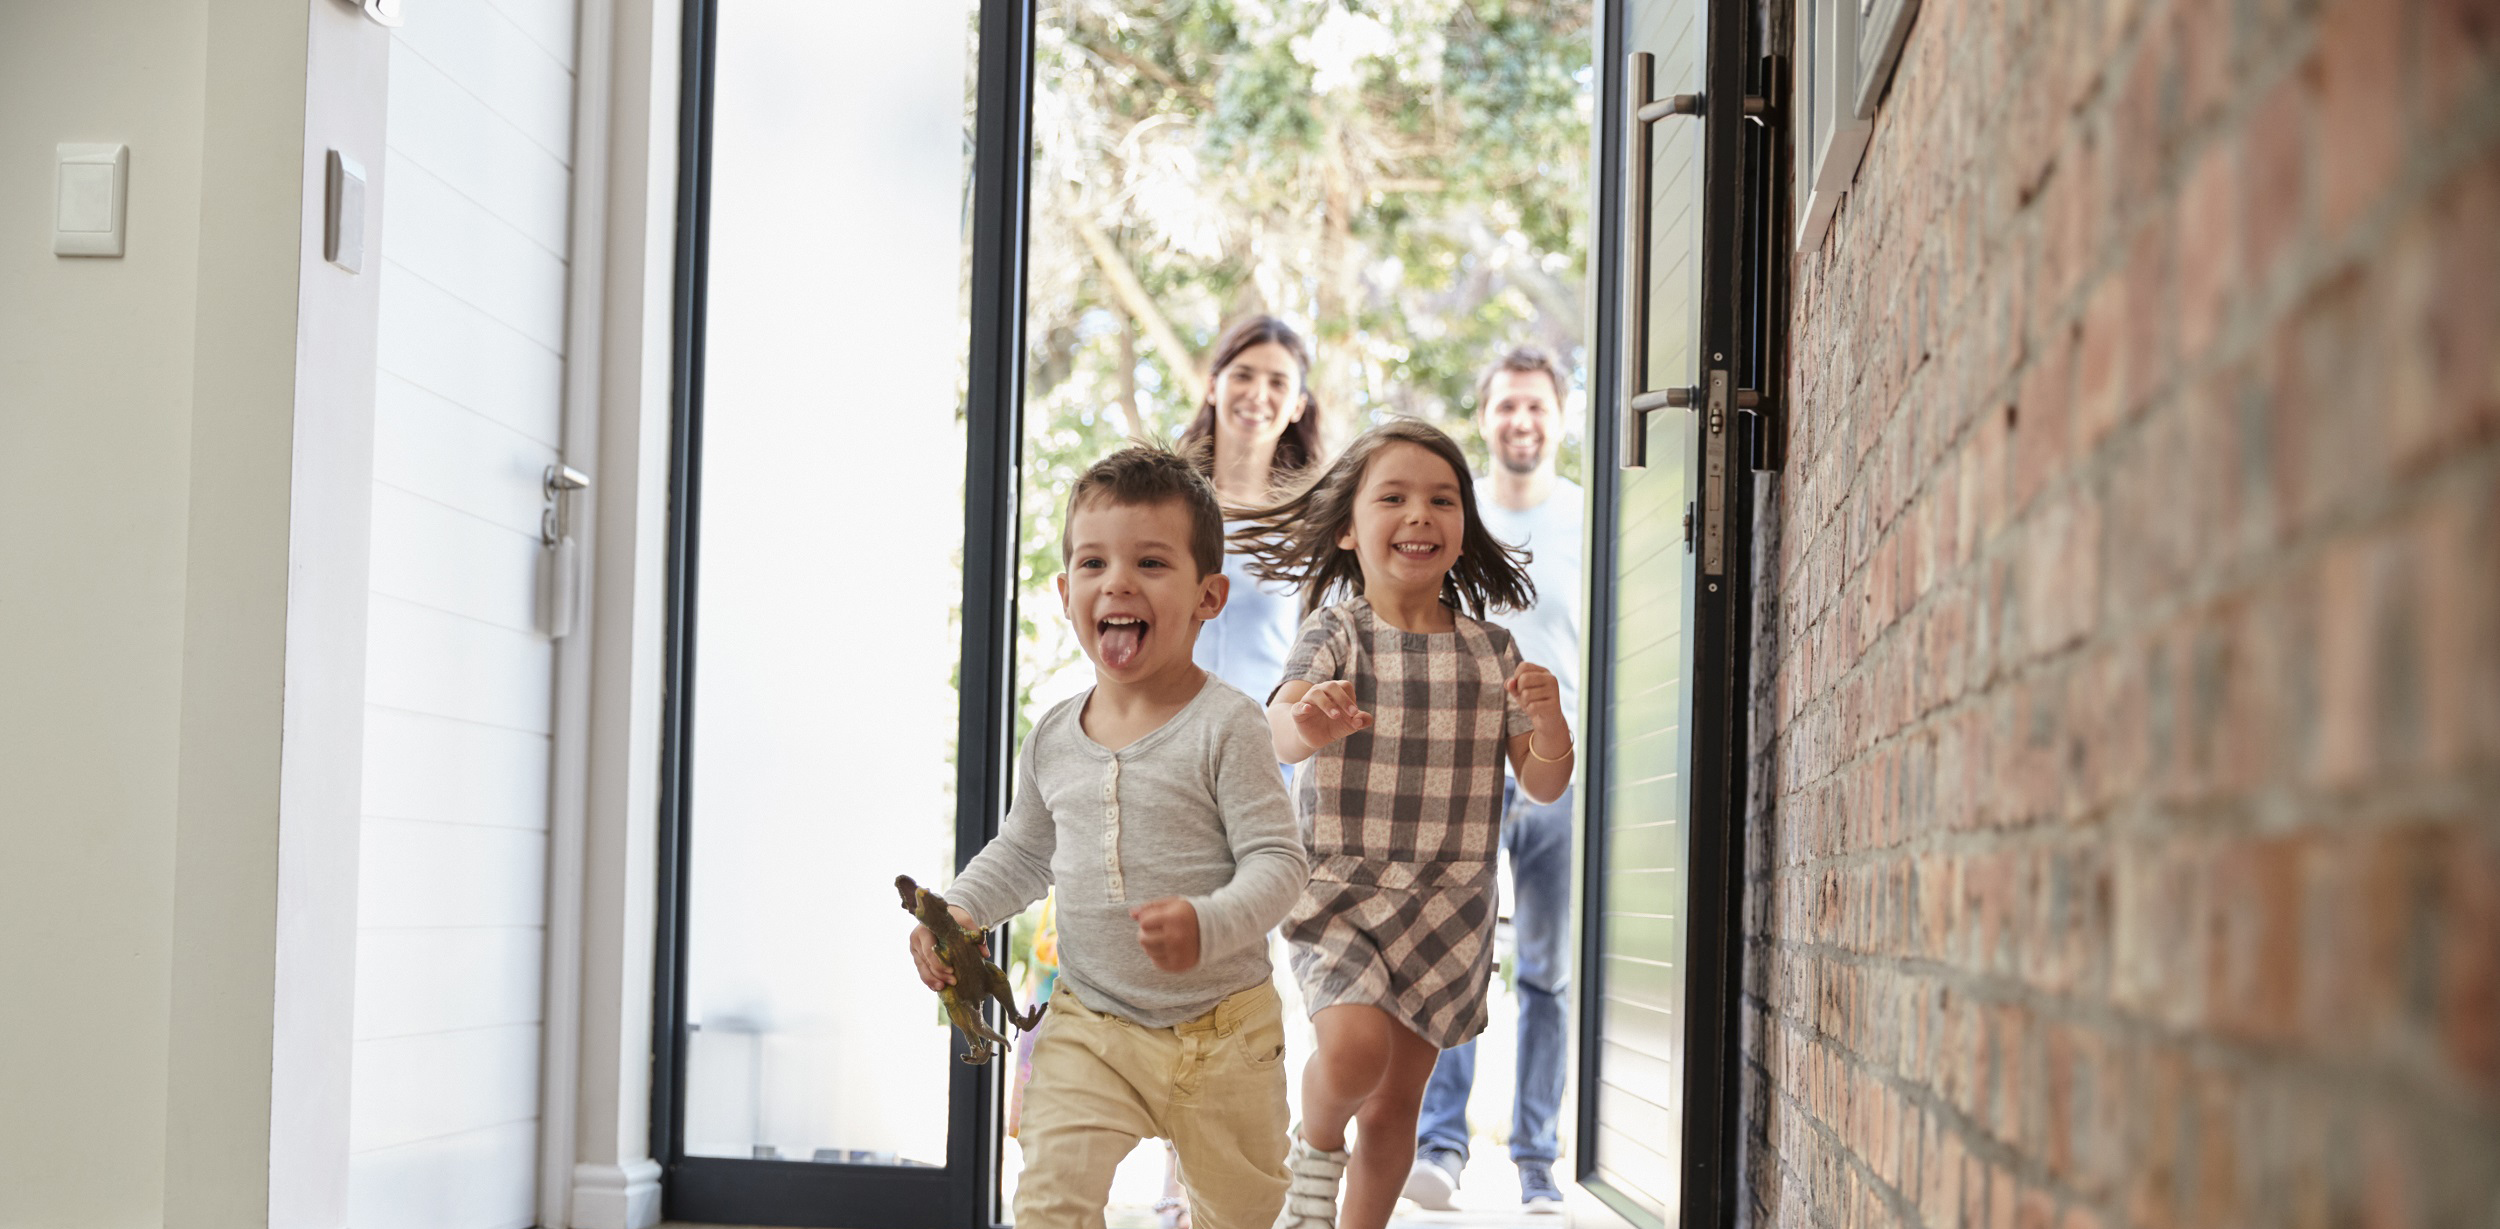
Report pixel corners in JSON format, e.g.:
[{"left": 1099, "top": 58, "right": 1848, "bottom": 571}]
[{"left": 1404, "top": 346, "right": 1584, "bottom": 1215}]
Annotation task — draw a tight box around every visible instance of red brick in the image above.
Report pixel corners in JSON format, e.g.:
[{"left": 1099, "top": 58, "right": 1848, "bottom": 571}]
[
  {"left": 2420, "top": 0, "right": 2500, "bottom": 127},
  {"left": 2172, "top": 0, "right": 2233, "bottom": 131},
  {"left": 2443, "top": 479, "right": 2500, "bottom": 765},
  {"left": 1923, "top": 1115, "right": 1967, "bottom": 1228},
  {"left": 2239, "top": 66, "right": 2313, "bottom": 294},
  {"left": 2018, "top": 492, "right": 2101, "bottom": 657},
  {"left": 2206, "top": 833, "right": 2307, "bottom": 1043},
  {"left": 2119, "top": 214, "right": 2176, "bottom": 428},
  {"left": 2003, "top": 1183, "right": 2046, "bottom": 1229},
  {"left": 2114, "top": 833, "right": 2210, "bottom": 1027},
  {"left": 2013, "top": 339, "right": 2075, "bottom": 514},
  {"left": 2032, "top": 134, "right": 2101, "bottom": 328},
  {"left": 2189, "top": 1066, "right": 2248, "bottom": 1229},
  {"left": 2386, "top": 150, "right": 2500, "bottom": 469},
  {"left": 2107, "top": 27, "right": 2175, "bottom": 208},
  {"left": 2314, "top": 0, "right": 2410, "bottom": 233},
  {"left": 2175, "top": 139, "right": 2238, "bottom": 362},
  {"left": 2307, "top": 535, "right": 2374, "bottom": 787},
  {"left": 2071, "top": 277, "right": 2126, "bottom": 458},
  {"left": 2267, "top": 268, "right": 2390, "bottom": 535},
  {"left": 2360, "top": 1109, "right": 2421, "bottom": 1229},
  {"left": 2127, "top": 1047, "right": 2192, "bottom": 1229},
  {"left": 2437, "top": 828, "right": 2500, "bottom": 1107}
]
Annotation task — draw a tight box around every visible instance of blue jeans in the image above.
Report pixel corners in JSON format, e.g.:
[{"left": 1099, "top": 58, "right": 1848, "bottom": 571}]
[{"left": 1417, "top": 781, "right": 1573, "bottom": 1165}]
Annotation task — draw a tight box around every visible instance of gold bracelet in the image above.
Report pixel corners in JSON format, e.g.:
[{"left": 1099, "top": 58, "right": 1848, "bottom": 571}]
[{"left": 1527, "top": 737, "right": 1574, "bottom": 763}]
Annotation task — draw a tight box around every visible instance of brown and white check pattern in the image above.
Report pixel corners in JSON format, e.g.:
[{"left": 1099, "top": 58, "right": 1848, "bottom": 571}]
[{"left": 1278, "top": 597, "right": 1536, "bottom": 1049}]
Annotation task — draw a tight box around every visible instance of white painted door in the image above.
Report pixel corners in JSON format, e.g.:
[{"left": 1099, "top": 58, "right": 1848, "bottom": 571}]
[{"left": 352, "top": 0, "right": 580, "bottom": 1224}]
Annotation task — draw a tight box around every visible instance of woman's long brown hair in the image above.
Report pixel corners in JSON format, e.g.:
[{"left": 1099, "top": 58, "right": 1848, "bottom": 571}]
[
  {"left": 1177, "top": 315, "right": 1323, "bottom": 496},
  {"left": 1228, "top": 418, "right": 1534, "bottom": 620}
]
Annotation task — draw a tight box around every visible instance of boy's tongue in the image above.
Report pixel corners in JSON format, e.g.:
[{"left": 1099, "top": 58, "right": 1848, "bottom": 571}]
[{"left": 1099, "top": 621, "right": 1146, "bottom": 670}]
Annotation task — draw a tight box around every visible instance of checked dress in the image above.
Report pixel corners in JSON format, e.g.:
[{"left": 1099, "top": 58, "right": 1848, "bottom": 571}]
[{"left": 1279, "top": 596, "right": 1536, "bottom": 1049}]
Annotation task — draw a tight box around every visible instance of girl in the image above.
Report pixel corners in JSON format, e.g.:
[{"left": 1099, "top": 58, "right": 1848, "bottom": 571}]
[
  {"left": 1154, "top": 315, "right": 1327, "bottom": 1229},
  {"left": 1234, "top": 419, "right": 1575, "bottom": 1229}
]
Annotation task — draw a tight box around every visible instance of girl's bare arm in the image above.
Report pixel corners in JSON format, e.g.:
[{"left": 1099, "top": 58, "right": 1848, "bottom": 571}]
[
  {"left": 1507, "top": 728, "right": 1575, "bottom": 803},
  {"left": 1269, "top": 679, "right": 1370, "bottom": 763},
  {"left": 1506, "top": 662, "right": 1575, "bottom": 803}
]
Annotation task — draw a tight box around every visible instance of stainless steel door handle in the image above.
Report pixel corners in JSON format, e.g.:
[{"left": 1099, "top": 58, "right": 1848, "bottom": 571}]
[{"left": 1622, "top": 51, "right": 1704, "bottom": 470}]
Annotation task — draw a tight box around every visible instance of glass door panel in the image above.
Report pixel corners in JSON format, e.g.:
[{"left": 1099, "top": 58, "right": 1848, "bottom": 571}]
[
  {"left": 668, "top": 0, "right": 985, "bottom": 1209},
  {"left": 1585, "top": 0, "right": 1709, "bottom": 1221}
]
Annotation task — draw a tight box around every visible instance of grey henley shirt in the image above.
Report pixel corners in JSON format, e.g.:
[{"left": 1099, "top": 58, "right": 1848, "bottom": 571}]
[{"left": 944, "top": 676, "right": 1308, "bottom": 1028}]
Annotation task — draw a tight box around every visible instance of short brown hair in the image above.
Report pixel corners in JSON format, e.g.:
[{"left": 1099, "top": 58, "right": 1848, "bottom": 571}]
[
  {"left": 1061, "top": 443, "right": 1227, "bottom": 578},
  {"left": 1473, "top": 345, "right": 1571, "bottom": 412},
  {"left": 1230, "top": 418, "right": 1534, "bottom": 619}
]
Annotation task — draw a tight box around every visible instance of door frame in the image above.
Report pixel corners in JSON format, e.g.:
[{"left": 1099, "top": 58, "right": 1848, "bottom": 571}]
[
  {"left": 1575, "top": 0, "right": 1765, "bottom": 1223},
  {"left": 645, "top": 0, "right": 1036, "bottom": 1223}
]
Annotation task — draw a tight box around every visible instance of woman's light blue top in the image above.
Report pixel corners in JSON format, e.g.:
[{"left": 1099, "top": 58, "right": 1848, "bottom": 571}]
[{"left": 1193, "top": 520, "right": 1303, "bottom": 705}]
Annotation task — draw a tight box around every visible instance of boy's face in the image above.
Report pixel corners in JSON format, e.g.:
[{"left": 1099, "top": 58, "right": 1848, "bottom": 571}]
[{"left": 1057, "top": 497, "right": 1228, "bottom": 686}]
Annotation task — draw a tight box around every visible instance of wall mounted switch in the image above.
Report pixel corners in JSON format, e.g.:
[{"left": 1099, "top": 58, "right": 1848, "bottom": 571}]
[{"left": 55, "top": 143, "right": 128, "bottom": 257}]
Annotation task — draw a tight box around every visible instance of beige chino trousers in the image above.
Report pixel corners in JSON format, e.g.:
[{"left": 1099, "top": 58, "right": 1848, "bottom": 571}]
[{"left": 1014, "top": 982, "right": 1292, "bottom": 1229}]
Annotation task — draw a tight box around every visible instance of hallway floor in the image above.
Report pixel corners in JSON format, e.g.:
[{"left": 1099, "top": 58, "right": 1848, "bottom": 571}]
[{"left": 658, "top": 1146, "right": 1629, "bottom": 1229}]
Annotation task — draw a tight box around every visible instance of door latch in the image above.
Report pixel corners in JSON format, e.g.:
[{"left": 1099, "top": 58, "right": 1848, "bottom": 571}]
[{"left": 539, "top": 465, "right": 591, "bottom": 639}]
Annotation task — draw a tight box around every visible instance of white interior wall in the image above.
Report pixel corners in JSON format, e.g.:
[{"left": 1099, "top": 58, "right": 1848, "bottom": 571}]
[
  {"left": 0, "top": 4, "right": 211, "bottom": 1220},
  {"left": 350, "top": 0, "right": 583, "bottom": 1224},
  {"left": 3, "top": 1, "right": 393, "bottom": 1225}
]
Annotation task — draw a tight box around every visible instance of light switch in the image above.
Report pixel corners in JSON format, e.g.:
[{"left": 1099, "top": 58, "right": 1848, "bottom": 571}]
[
  {"left": 55, "top": 143, "right": 128, "bottom": 257},
  {"left": 325, "top": 150, "right": 366, "bottom": 273}
]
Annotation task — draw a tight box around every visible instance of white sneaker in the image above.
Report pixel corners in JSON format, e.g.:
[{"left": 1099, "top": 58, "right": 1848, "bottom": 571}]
[
  {"left": 1402, "top": 1144, "right": 1464, "bottom": 1211},
  {"left": 1273, "top": 1132, "right": 1349, "bottom": 1229}
]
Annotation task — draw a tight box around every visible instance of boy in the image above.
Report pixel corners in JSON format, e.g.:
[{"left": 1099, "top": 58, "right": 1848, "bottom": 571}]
[{"left": 910, "top": 445, "right": 1308, "bottom": 1229}]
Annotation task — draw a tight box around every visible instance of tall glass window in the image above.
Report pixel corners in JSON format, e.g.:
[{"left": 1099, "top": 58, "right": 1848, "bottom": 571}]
[{"left": 681, "top": 0, "right": 982, "bottom": 1168}]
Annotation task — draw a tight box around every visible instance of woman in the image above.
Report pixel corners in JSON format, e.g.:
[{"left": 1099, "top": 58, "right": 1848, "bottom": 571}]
[
  {"left": 1156, "top": 315, "right": 1324, "bottom": 1229},
  {"left": 1179, "top": 315, "right": 1325, "bottom": 704}
]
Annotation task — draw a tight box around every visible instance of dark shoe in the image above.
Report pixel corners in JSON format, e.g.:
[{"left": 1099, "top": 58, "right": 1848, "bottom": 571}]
[
  {"left": 1519, "top": 1160, "right": 1566, "bottom": 1214},
  {"left": 1401, "top": 1143, "right": 1465, "bottom": 1211}
]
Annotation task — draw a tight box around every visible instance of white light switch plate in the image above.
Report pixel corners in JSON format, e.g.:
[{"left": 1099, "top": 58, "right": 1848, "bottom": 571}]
[{"left": 55, "top": 143, "right": 128, "bottom": 257}]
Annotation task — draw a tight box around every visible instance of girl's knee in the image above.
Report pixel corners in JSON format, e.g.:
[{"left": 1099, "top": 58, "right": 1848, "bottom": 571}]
[
  {"left": 1315, "top": 1034, "right": 1389, "bottom": 1092},
  {"left": 1353, "top": 1090, "right": 1422, "bottom": 1137}
]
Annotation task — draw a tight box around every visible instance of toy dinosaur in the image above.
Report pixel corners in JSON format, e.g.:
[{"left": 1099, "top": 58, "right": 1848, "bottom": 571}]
[{"left": 896, "top": 874, "right": 1046, "bottom": 1064}]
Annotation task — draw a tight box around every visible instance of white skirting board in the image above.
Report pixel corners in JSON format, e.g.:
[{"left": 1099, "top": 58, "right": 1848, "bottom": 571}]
[{"left": 571, "top": 1159, "right": 663, "bottom": 1229}]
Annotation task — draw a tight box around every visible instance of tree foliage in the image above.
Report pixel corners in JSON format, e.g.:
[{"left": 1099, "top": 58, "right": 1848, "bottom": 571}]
[{"left": 1014, "top": 0, "right": 1594, "bottom": 729}]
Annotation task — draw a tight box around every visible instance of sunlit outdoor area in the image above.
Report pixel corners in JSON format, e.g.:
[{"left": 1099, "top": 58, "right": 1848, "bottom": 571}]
[{"left": 998, "top": 1, "right": 1597, "bottom": 1219}]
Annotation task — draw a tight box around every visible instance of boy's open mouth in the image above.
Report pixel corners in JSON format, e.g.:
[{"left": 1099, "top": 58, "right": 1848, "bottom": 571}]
[{"left": 1098, "top": 614, "right": 1149, "bottom": 670}]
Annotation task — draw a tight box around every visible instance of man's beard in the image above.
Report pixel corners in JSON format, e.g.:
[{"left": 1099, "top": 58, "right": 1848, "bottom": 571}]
[{"left": 1497, "top": 444, "right": 1545, "bottom": 475}]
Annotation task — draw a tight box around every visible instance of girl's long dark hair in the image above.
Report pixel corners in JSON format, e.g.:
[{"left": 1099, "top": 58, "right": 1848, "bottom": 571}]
[
  {"left": 1177, "top": 316, "right": 1323, "bottom": 495},
  {"left": 1229, "top": 418, "right": 1534, "bottom": 620}
]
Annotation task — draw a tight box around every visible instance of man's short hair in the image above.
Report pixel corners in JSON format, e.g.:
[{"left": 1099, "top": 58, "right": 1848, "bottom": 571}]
[
  {"left": 1473, "top": 345, "right": 1571, "bottom": 412},
  {"left": 1061, "top": 443, "right": 1227, "bottom": 578}
]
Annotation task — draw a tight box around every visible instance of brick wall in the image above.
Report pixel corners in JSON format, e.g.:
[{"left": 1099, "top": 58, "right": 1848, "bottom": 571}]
[{"left": 1741, "top": 0, "right": 2500, "bottom": 1225}]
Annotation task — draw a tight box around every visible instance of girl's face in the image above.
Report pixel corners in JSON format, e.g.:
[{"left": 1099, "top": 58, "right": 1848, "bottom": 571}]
[
  {"left": 1337, "top": 441, "right": 1467, "bottom": 600},
  {"left": 1210, "top": 341, "right": 1305, "bottom": 455}
]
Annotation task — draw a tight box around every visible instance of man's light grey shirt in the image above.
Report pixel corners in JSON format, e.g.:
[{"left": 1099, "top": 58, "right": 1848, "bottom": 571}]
[
  {"left": 945, "top": 676, "right": 1308, "bottom": 1028},
  {"left": 1478, "top": 476, "right": 1586, "bottom": 721}
]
